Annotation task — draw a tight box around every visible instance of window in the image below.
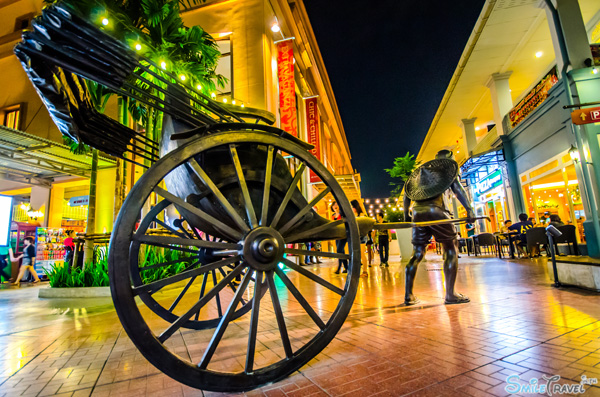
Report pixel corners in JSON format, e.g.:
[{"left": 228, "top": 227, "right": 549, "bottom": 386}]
[
  {"left": 14, "top": 13, "right": 34, "bottom": 32},
  {"left": 1, "top": 104, "right": 24, "bottom": 130},
  {"left": 215, "top": 39, "right": 232, "bottom": 95}
]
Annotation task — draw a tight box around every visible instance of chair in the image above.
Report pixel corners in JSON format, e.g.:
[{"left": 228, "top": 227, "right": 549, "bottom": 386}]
[
  {"left": 475, "top": 233, "right": 497, "bottom": 255},
  {"left": 553, "top": 225, "right": 579, "bottom": 255},
  {"left": 525, "top": 227, "right": 548, "bottom": 257}
]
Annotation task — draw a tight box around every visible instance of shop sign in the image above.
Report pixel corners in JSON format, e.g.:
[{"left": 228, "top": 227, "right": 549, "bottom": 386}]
[
  {"left": 0, "top": 194, "right": 12, "bottom": 246},
  {"left": 68, "top": 195, "right": 89, "bottom": 207},
  {"left": 306, "top": 97, "right": 321, "bottom": 183},
  {"left": 473, "top": 170, "right": 502, "bottom": 197},
  {"left": 571, "top": 106, "right": 600, "bottom": 125},
  {"left": 276, "top": 39, "right": 297, "bottom": 137},
  {"left": 509, "top": 67, "right": 558, "bottom": 128}
]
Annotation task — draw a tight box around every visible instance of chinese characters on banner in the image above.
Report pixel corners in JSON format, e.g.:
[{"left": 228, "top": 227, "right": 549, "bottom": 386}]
[
  {"left": 276, "top": 39, "right": 297, "bottom": 137},
  {"left": 305, "top": 97, "right": 321, "bottom": 183}
]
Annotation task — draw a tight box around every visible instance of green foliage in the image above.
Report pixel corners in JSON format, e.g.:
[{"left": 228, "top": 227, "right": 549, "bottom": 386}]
[
  {"left": 62, "top": 136, "right": 91, "bottom": 155},
  {"left": 45, "top": 0, "right": 223, "bottom": 130},
  {"left": 45, "top": 244, "right": 196, "bottom": 287},
  {"left": 45, "top": 258, "right": 110, "bottom": 288},
  {"left": 139, "top": 245, "right": 197, "bottom": 284},
  {"left": 384, "top": 210, "right": 404, "bottom": 223},
  {"left": 385, "top": 152, "right": 420, "bottom": 198}
]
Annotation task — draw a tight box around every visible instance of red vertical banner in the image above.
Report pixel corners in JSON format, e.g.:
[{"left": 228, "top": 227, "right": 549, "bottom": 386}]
[
  {"left": 277, "top": 39, "right": 297, "bottom": 137},
  {"left": 306, "top": 97, "right": 321, "bottom": 183}
]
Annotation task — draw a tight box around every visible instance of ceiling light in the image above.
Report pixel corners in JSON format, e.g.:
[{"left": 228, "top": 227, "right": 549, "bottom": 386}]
[{"left": 535, "top": 51, "right": 543, "bottom": 58}]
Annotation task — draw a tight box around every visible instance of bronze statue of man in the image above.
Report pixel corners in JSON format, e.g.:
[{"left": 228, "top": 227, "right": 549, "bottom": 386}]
[{"left": 402, "top": 149, "right": 474, "bottom": 305}]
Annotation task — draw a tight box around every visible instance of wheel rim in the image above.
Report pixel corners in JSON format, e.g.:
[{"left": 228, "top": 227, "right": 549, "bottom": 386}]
[{"left": 109, "top": 131, "right": 360, "bottom": 392}]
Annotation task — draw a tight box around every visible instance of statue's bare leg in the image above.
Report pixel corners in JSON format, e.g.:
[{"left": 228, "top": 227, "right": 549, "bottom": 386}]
[
  {"left": 405, "top": 244, "right": 426, "bottom": 305},
  {"left": 442, "top": 240, "right": 469, "bottom": 304}
]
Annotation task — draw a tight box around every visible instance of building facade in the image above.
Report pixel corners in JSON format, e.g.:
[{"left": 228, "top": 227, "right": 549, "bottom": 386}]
[{"left": 417, "top": 0, "right": 600, "bottom": 257}]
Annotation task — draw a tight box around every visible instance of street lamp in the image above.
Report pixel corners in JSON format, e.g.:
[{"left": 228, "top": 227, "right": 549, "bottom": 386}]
[{"left": 569, "top": 145, "right": 580, "bottom": 163}]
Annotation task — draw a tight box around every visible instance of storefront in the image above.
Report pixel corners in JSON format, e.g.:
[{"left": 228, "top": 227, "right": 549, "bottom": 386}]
[
  {"left": 520, "top": 151, "right": 586, "bottom": 243},
  {"left": 470, "top": 169, "right": 510, "bottom": 234}
]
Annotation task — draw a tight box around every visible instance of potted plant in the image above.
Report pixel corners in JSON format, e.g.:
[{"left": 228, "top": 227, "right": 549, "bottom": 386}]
[{"left": 385, "top": 152, "right": 420, "bottom": 261}]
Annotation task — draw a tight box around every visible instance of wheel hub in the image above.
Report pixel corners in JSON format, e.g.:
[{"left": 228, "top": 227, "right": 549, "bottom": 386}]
[{"left": 242, "top": 227, "right": 285, "bottom": 271}]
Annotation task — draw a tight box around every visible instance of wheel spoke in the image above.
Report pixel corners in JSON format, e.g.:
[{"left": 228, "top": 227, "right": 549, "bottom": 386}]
[
  {"left": 194, "top": 273, "right": 209, "bottom": 321},
  {"left": 174, "top": 221, "right": 194, "bottom": 239},
  {"left": 260, "top": 145, "right": 276, "bottom": 226},
  {"left": 266, "top": 271, "right": 293, "bottom": 359},
  {"left": 274, "top": 267, "right": 325, "bottom": 329},
  {"left": 134, "top": 255, "right": 242, "bottom": 295},
  {"left": 158, "top": 263, "right": 245, "bottom": 343},
  {"left": 154, "top": 219, "right": 188, "bottom": 239},
  {"left": 278, "top": 187, "right": 331, "bottom": 235},
  {"left": 217, "top": 267, "right": 247, "bottom": 305},
  {"left": 211, "top": 270, "right": 223, "bottom": 318},
  {"left": 245, "top": 271, "right": 263, "bottom": 373},
  {"left": 187, "top": 157, "right": 250, "bottom": 233},
  {"left": 269, "top": 163, "right": 306, "bottom": 229},
  {"left": 168, "top": 276, "right": 197, "bottom": 312},
  {"left": 282, "top": 258, "right": 345, "bottom": 295},
  {"left": 154, "top": 187, "right": 243, "bottom": 240},
  {"left": 198, "top": 270, "right": 253, "bottom": 369},
  {"left": 230, "top": 145, "right": 258, "bottom": 228},
  {"left": 284, "top": 219, "right": 345, "bottom": 243},
  {"left": 284, "top": 248, "right": 350, "bottom": 260},
  {"left": 135, "top": 235, "right": 240, "bottom": 250}
]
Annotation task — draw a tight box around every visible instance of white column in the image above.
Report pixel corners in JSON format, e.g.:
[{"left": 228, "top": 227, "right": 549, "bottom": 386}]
[
  {"left": 31, "top": 186, "right": 50, "bottom": 227},
  {"left": 539, "top": 0, "right": 593, "bottom": 71},
  {"left": 486, "top": 72, "right": 513, "bottom": 135},
  {"left": 460, "top": 118, "right": 477, "bottom": 156}
]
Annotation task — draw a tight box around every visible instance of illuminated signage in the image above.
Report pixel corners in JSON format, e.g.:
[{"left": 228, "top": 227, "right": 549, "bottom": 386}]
[
  {"left": 473, "top": 170, "right": 502, "bottom": 196},
  {"left": 0, "top": 195, "right": 13, "bottom": 247},
  {"left": 68, "top": 195, "right": 89, "bottom": 207}
]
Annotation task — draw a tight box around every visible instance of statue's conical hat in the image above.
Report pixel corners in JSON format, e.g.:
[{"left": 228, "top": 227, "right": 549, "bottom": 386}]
[{"left": 405, "top": 158, "right": 459, "bottom": 201}]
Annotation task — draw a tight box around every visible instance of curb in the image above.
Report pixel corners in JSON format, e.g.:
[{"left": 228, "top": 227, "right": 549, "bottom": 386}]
[{"left": 38, "top": 286, "right": 111, "bottom": 298}]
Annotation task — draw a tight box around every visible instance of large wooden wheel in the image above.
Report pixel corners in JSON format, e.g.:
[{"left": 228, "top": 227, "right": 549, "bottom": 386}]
[{"left": 108, "top": 131, "right": 360, "bottom": 392}]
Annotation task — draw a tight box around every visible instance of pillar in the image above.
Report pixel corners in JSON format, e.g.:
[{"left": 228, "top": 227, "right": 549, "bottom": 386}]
[
  {"left": 499, "top": 135, "right": 526, "bottom": 216},
  {"left": 540, "top": 0, "right": 593, "bottom": 71},
  {"left": 486, "top": 72, "right": 513, "bottom": 135},
  {"left": 95, "top": 168, "right": 116, "bottom": 233},
  {"left": 30, "top": 186, "right": 50, "bottom": 227},
  {"left": 47, "top": 187, "right": 64, "bottom": 229},
  {"left": 460, "top": 118, "right": 477, "bottom": 156}
]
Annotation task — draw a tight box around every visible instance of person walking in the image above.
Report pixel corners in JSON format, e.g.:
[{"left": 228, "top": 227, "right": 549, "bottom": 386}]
[
  {"left": 331, "top": 201, "right": 348, "bottom": 274},
  {"left": 375, "top": 212, "right": 390, "bottom": 267},
  {"left": 9, "top": 237, "right": 41, "bottom": 287}
]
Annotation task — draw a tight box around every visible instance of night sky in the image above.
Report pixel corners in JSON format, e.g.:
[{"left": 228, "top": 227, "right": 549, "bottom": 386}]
[{"left": 303, "top": 0, "right": 486, "bottom": 197}]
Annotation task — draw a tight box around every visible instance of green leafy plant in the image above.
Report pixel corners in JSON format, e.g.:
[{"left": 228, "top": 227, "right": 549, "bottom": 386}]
[
  {"left": 385, "top": 152, "right": 420, "bottom": 197},
  {"left": 45, "top": 244, "right": 197, "bottom": 287}
]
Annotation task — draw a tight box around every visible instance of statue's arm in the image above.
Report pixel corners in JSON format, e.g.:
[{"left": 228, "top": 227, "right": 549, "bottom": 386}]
[
  {"left": 403, "top": 194, "right": 412, "bottom": 222},
  {"left": 450, "top": 179, "right": 475, "bottom": 218}
]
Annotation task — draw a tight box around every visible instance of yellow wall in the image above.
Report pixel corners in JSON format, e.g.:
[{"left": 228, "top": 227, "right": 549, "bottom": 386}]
[
  {"left": 95, "top": 168, "right": 116, "bottom": 233},
  {"left": 48, "top": 186, "right": 64, "bottom": 228}
]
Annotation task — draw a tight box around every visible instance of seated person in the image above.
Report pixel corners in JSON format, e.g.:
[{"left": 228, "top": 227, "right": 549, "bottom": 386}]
[
  {"left": 499, "top": 220, "right": 512, "bottom": 247},
  {"left": 549, "top": 214, "right": 564, "bottom": 228},
  {"left": 508, "top": 213, "right": 533, "bottom": 258},
  {"left": 500, "top": 220, "right": 512, "bottom": 234}
]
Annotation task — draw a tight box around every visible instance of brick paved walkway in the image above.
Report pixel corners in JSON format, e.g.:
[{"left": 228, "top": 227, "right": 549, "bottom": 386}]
[{"left": 1, "top": 253, "right": 600, "bottom": 396}]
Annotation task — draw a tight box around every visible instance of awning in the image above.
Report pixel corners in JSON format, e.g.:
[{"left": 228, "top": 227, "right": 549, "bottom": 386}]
[
  {"left": 460, "top": 149, "right": 504, "bottom": 184},
  {"left": 311, "top": 173, "right": 362, "bottom": 202},
  {"left": 0, "top": 125, "right": 116, "bottom": 187}
]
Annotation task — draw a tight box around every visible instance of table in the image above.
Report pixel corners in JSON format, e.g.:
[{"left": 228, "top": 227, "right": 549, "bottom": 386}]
[{"left": 494, "top": 232, "right": 519, "bottom": 259}]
